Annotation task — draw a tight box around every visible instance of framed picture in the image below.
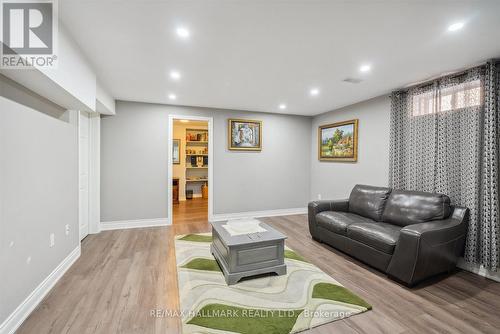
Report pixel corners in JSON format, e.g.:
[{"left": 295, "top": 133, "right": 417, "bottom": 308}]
[
  {"left": 173, "top": 139, "right": 180, "bottom": 164},
  {"left": 228, "top": 119, "right": 262, "bottom": 151},
  {"left": 318, "top": 119, "right": 358, "bottom": 162}
]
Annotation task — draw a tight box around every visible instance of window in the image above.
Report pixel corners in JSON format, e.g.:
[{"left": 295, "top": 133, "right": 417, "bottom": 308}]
[{"left": 412, "top": 80, "right": 483, "bottom": 116}]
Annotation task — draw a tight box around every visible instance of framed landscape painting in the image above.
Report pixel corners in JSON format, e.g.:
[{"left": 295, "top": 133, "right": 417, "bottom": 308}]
[
  {"left": 228, "top": 119, "right": 262, "bottom": 151},
  {"left": 318, "top": 119, "right": 358, "bottom": 162}
]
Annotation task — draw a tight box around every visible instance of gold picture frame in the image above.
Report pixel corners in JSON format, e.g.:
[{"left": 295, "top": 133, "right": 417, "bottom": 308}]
[
  {"left": 228, "top": 119, "right": 262, "bottom": 151},
  {"left": 172, "top": 139, "right": 180, "bottom": 164},
  {"left": 318, "top": 119, "right": 358, "bottom": 162}
]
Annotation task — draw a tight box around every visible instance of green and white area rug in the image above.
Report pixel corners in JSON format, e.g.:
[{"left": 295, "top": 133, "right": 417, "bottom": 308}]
[{"left": 175, "top": 233, "right": 371, "bottom": 334}]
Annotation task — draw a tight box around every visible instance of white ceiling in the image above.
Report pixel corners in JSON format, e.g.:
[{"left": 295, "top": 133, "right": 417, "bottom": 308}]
[{"left": 60, "top": 0, "right": 500, "bottom": 116}]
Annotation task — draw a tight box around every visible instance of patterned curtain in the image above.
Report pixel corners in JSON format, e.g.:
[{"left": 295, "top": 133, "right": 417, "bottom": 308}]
[
  {"left": 389, "top": 61, "right": 499, "bottom": 270},
  {"left": 481, "top": 61, "right": 500, "bottom": 270}
]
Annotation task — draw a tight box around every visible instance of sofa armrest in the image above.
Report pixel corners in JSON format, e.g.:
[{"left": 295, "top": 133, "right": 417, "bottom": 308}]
[
  {"left": 308, "top": 200, "right": 349, "bottom": 239},
  {"left": 386, "top": 207, "right": 469, "bottom": 286}
]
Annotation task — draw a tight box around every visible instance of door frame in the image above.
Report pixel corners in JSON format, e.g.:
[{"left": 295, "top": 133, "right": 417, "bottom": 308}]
[
  {"left": 88, "top": 113, "right": 101, "bottom": 234},
  {"left": 167, "top": 115, "right": 214, "bottom": 224},
  {"left": 78, "top": 111, "right": 90, "bottom": 240},
  {"left": 78, "top": 110, "right": 101, "bottom": 241}
]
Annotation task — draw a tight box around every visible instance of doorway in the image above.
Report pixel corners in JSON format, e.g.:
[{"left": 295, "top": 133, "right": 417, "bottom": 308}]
[{"left": 168, "top": 115, "right": 213, "bottom": 224}]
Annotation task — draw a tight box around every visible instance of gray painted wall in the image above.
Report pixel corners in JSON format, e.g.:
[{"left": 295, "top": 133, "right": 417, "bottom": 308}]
[
  {"left": 0, "top": 76, "right": 78, "bottom": 323},
  {"left": 100, "top": 101, "right": 312, "bottom": 221},
  {"left": 310, "top": 95, "right": 391, "bottom": 200}
]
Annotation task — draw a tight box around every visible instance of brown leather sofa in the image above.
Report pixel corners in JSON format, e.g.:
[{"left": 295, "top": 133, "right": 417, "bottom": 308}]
[{"left": 308, "top": 184, "right": 469, "bottom": 286}]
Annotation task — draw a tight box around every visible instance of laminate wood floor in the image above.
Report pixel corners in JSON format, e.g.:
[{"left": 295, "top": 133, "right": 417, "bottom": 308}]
[{"left": 17, "top": 215, "right": 500, "bottom": 334}]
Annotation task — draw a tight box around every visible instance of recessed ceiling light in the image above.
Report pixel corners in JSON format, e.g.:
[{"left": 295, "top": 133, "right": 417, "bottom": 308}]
[
  {"left": 176, "top": 27, "right": 190, "bottom": 39},
  {"left": 359, "top": 64, "right": 371, "bottom": 73},
  {"left": 448, "top": 22, "right": 465, "bottom": 32},
  {"left": 170, "top": 70, "right": 181, "bottom": 80},
  {"left": 168, "top": 93, "right": 177, "bottom": 100},
  {"left": 180, "top": 119, "right": 189, "bottom": 123},
  {"left": 279, "top": 104, "right": 287, "bottom": 110},
  {"left": 310, "top": 88, "right": 320, "bottom": 96}
]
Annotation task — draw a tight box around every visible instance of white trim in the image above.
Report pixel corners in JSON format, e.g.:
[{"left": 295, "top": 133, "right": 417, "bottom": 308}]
[
  {"left": 211, "top": 207, "right": 307, "bottom": 222},
  {"left": 168, "top": 115, "right": 214, "bottom": 223},
  {"left": 0, "top": 246, "right": 81, "bottom": 334},
  {"left": 88, "top": 113, "right": 101, "bottom": 234},
  {"left": 457, "top": 258, "right": 500, "bottom": 282},
  {"left": 78, "top": 110, "right": 91, "bottom": 241},
  {"left": 100, "top": 218, "right": 169, "bottom": 231}
]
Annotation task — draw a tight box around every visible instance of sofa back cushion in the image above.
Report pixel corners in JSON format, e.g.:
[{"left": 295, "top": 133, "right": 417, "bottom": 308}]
[
  {"left": 348, "top": 184, "right": 392, "bottom": 221},
  {"left": 382, "top": 190, "right": 451, "bottom": 226}
]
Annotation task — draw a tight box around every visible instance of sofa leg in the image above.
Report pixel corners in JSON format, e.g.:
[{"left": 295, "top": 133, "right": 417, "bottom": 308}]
[{"left": 387, "top": 274, "right": 414, "bottom": 288}]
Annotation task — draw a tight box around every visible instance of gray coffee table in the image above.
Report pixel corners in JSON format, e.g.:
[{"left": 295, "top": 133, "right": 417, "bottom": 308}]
[{"left": 210, "top": 220, "right": 287, "bottom": 285}]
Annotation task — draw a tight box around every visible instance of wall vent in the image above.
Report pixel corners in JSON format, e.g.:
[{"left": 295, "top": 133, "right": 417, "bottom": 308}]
[{"left": 342, "top": 78, "right": 363, "bottom": 84}]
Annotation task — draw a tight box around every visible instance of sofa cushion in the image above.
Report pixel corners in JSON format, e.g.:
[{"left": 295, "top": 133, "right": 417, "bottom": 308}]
[
  {"left": 381, "top": 190, "right": 451, "bottom": 227},
  {"left": 347, "top": 222, "right": 401, "bottom": 254},
  {"left": 316, "top": 211, "right": 374, "bottom": 236},
  {"left": 348, "top": 184, "right": 392, "bottom": 221}
]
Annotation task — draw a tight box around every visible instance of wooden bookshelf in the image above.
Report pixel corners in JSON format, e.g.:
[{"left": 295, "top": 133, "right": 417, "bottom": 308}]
[{"left": 185, "top": 128, "right": 209, "bottom": 197}]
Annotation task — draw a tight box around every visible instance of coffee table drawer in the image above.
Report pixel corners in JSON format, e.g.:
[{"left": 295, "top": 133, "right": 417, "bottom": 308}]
[{"left": 237, "top": 244, "right": 279, "bottom": 266}]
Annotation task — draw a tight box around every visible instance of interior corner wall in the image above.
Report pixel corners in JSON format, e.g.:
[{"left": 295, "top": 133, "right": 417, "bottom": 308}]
[
  {"left": 310, "top": 95, "right": 391, "bottom": 200},
  {"left": 100, "top": 101, "right": 312, "bottom": 222},
  {"left": 0, "top": 76, "right": 79, "bottom": 325}
]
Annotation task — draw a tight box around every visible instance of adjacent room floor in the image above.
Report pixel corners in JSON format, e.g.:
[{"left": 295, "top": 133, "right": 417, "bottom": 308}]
[
  {"left": 173, "top": 197, "right": 208, "bottom": 224},
  {"left": 17, "top": 215, "right": 500, "bottom": 334}
]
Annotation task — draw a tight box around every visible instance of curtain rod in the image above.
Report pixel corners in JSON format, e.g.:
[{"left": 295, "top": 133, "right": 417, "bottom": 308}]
[{"left": 393, "top": 58, "right": 498, "bottom": 93}]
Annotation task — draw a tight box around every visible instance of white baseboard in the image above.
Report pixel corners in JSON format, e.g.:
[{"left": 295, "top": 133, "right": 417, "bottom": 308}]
[
  {"left": 457, "top": 258, "right": 500, "bottom": 282},
  {"left": 100, "top": 217, "right": 170, "bottom": 231},
  {"left": 100, "top": 208, "right": 303, "bottom": 230},
  {"left": 0, "top": 246, "right": 81, "bottom": 334},
  {"left": 211, "top": 207, "right": 307, "bottom": 222}
]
